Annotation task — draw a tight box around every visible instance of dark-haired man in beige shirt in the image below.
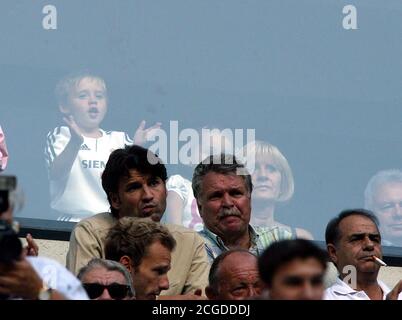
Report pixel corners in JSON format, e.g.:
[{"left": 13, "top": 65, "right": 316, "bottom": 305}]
[{"left": 67, "top": 145, "right": 209, "bottom": 299}]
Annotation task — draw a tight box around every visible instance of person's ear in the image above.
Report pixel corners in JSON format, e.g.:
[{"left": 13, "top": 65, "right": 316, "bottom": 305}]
[
  {"left": 110, "top": 192, "right": 121, "bottom": 211},
  {"left": 327, "top": 243, "right": 338, "bottom": 265},
  {"left": 205, "top": 286, "right": 217, "bottom": 300},
  {"left": 196, "top": 199, "right": 203, "bottom": 217},
  {"left": 59, "top": 104, "right": 70, "bottom": 115},
  {"left": 119, "top": 256, "right": 133, "bottom": 273}
]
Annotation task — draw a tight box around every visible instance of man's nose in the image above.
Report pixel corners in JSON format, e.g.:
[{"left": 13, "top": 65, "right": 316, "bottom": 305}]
[
  {"left": 394, "top": 204, "right": 402, "bottom": 217},
  {"left": 159, "top": 275, "right": 170, "bottom": 291},
  {"left": 300, "top": 283, "right": 316, "bottom": 300},
  {"left": 142, "top": 185, "right": 154, "bottom": 201},
  {"left": 247, "top": 285, "right": 260, "bottom": 298},
  {"left": 97, "top": 288, "right": 113, "bottom": 300},
  {"left": 363, "top": 236, "right": 375, "bottom": 250},
  {"left": 222, "top": 193, "right": 234, "bottom": 207}
]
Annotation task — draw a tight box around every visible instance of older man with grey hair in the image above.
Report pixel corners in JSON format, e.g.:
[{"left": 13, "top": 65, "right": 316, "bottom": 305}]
[
  {"left": 193, "top": 153, "right": 293, "bottom": 262},
  {"left": 364, "top": 169, "right": 402, "bottom": 247},
  {"left": 78, "top": 259, "right": 135, "bottom": 300}
]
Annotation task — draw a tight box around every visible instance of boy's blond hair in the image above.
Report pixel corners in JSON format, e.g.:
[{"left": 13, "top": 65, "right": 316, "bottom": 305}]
[{"left": 55, "top": 72, "right": 107, "bottom": 106}]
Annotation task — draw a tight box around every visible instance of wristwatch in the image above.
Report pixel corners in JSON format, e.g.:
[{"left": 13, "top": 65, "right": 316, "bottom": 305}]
[{"left": 38, "top": 283, "right": 53, "bottom": 300}]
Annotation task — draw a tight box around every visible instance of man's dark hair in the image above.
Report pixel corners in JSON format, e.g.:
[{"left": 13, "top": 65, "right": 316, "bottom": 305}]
[
  {"left": 101, "top": 145, "right": 167, "bottom": 217},
  {"left": 258, "top": 239, "right": 328, "bottom": 287},
  {"left": 325, "top": 208, "right": 380, "bottom": 246},
  {"left": 208, "top": 249, "right": 257, "bottom": 295},
  {"left": 192, "top": 153, "right": 253, "bottom": 200}
]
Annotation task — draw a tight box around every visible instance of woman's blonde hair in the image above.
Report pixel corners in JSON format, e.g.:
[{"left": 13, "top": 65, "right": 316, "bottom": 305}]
[{"left": 240, "top": 140, "right": 294, "bottom": 202}]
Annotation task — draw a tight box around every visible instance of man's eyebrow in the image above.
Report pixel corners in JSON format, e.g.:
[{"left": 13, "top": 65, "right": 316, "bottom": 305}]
[
  {"left": 348, "top": 232, "right": 380, "bottom": 238},
  {"left": 153, "top": 264, "right": 170, "bottom": 271},
  {"left": 230, "top": 186, "right": 245, "bottom": 191},
  {"left": 125, "top": 181, "right": 141, "bottom": 188},
  {"left": 209, "top": 190, "right": 223, "bottom": 196}
]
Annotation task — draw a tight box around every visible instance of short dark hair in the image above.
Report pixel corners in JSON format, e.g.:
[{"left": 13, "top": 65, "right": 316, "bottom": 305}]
[
  {"left": 258, "top": 239, "right": 328, "bottom": 287},
  {"left": 102, "top": 145, "right": 168, "bottom": 217},
  {"left": 208, "top": 249, "right": 256, "bottom": 295},
  {"left": 104, "top": 217, "right": 176, "bottom": 268},
  {"left": 325, "top": 209, "right": 380, "bottom": 246},
  {"left": 192, "top": 153, "right": 253, "bottom": 200}
]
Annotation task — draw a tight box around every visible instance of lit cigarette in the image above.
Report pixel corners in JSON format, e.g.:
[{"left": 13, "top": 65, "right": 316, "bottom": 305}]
[{"left": 372, "top": 256, "right": 387, "bottom": 267}]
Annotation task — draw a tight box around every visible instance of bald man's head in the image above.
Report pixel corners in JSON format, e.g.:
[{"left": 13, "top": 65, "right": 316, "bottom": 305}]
[{"left": 206, "top": 250, "right": 262, "bottom": 300}]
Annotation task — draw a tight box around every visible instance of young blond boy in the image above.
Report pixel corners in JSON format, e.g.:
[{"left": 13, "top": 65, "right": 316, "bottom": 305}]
[{"left": 45, "top": 73, "right": 160, "bottom": 221}]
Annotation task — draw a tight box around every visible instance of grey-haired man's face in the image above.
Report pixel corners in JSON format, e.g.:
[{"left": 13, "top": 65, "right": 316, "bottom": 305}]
[
  {"left": 197, "top": 172, "right": 251, "bottom": 239},
  {"left": 372, "top": 182, "right": 402, "bottom": 243}
]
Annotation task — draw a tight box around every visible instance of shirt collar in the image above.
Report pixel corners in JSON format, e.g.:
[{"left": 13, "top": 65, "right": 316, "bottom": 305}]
[
  {"left": 248, "top": 225, "right": 259, "bottom": 247},
  {"left": 332, "top": 277, "right": 390, "bottom": 298},
  {"left": 202, "top": 226, "right": 219, "bottom": 241},
  {"left": 332, "top": 277, "right": 359, "bottom": 295},
  {"left": 202, "top": 225, "right": 256, "bottom": 247}
]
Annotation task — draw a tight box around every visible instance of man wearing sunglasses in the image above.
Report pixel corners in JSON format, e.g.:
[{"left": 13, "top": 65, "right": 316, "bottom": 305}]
[
  {"left": 78, "top": 259, "right": 134, "bottom": 300},
  {"left": 258, "top": 239, "right": 328, "bottom": 300},
  {"left": 67, "top": 145, "right": 209, "bottom": 298}
]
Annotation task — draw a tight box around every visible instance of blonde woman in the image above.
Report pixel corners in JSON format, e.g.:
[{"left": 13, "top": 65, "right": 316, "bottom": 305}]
[{"left": 241, "top": 140, "right": 313, "bottom": 239}]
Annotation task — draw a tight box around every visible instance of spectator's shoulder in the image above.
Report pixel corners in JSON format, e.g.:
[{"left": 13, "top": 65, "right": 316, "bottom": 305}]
[
  {"left": 166, "top": 223, "right": 196, "bottom": 234},
  {"left": 165, "top": 223, "right": 203, "bottom": 243},
  {"left": 73, "top": 212, "right": 116, "bottom": 235},
  {"left": 46, "top": 126, "right": 70, "bottom": 138}
]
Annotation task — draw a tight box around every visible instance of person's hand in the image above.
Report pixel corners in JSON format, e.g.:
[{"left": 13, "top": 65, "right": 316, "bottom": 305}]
[
  {"left": 133, "top": 120, "right": 162, "bottom": 146},
  {"left": 386, "top": 280, "right": 402, "bottom": 300},
  {"left": 63, "top": 115, "right": 84, "bottom": 145},
  {"left": 0, "top": 259, "right": 43, "bottom": 299},
  {"left": 158, "top": 289, "right": 207, "bottom": 300},
  {"left": 25, "top": 233, "right": 39, "bottom": 257}
]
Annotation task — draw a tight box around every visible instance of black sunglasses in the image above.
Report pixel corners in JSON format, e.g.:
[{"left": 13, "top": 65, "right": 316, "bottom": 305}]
[{"left": 83, "top": 283, "right": 131, "bottom": 300}]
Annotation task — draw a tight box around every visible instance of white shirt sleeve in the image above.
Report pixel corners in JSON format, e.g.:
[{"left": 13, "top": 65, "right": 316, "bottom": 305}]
[
  {"left": 44, "top": 126, "right": 71, "bottom": 167},
  {"left": 166, "top": 174, "right": 189, "bottom": 202}
]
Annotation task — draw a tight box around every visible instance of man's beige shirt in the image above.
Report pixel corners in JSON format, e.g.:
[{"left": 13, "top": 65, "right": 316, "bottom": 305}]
[{"left": 66, "top": 212, "right": 210, "bottom": 296}]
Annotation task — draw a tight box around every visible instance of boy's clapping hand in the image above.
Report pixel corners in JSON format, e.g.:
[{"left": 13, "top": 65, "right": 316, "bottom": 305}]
[
  {"left": 63, "top": 115, "right": 84, "bottom": 144},
  {"left": 133, "top": 120, "right": 162, "bottom": 146}
]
